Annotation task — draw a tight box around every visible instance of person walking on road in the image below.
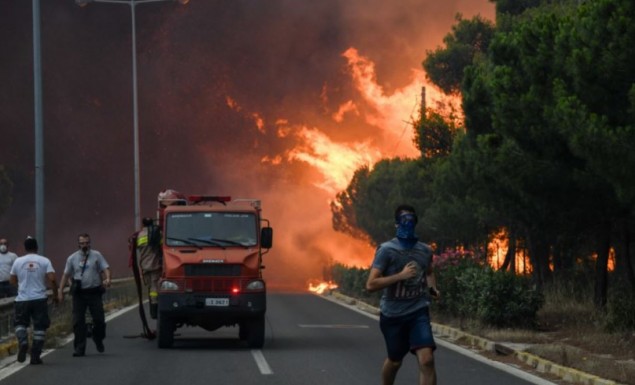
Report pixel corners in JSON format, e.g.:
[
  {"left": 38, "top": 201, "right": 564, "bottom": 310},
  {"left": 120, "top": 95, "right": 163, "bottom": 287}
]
[
  {"left": 58, "top": 233, "right": 111, "bottom": 357},
  {"left": 9, "top": 236, "right": 58, "bottom": 364},
  {"left": 0, "top": 238, "right": 18, "bottom": 298},
  {"left": 366, "top": 204, "right": 440, "bottom": 385}
]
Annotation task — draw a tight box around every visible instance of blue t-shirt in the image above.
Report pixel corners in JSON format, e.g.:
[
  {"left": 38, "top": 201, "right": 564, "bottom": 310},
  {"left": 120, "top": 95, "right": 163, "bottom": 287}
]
[{"left": 371, "top": 238, "right": 433, "bottom": 317}]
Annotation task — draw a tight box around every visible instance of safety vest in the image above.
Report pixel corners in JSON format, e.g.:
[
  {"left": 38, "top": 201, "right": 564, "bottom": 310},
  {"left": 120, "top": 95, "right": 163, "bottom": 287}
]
[{"left": 136, "top": 227, "right": 162, "bottom": 272}]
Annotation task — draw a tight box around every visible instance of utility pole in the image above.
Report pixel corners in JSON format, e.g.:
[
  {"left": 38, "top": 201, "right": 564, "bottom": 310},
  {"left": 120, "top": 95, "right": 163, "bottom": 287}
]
[{"left": 33, "top": 0, "right": 45, "bottom": 252}]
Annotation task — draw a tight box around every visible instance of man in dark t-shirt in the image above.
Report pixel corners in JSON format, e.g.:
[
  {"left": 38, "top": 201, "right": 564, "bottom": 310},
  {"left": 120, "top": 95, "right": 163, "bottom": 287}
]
[{"left": 366, "top": 204, "right": 440, "bottom": 385}]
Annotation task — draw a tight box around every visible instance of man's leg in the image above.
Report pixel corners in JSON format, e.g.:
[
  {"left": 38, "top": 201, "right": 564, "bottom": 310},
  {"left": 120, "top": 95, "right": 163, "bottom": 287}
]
[
  {"left": 415, "top": 347, "right": 436, "bottom": 385},
  {"left": 30, "top": 298, "right": 51, "bottom": 364},
  {"left": 381, "top": 358, "right": 402, "bottom": 385},
  {"left": 13, "top": 301, "right": 30, "bottom": 363},
  {"left": 88, "top": 293, "right": 106, "bottom": 352},
  {"left": 409, "top": 308, "right": 437, "bottom": 385},
  {"left": 30, "top": 330, "right": 46, "bottom": 364},
  {"left": 72, "top": 295, "right": 88, "bottom": 356},
  {"left": 379, "top": 312, "right": 409, "bottom": 385}
]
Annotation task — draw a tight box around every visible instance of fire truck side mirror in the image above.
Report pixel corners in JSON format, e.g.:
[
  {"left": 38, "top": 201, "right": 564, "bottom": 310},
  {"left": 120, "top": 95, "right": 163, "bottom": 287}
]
[{"left": 261, "top": 227, "right": 273, "bottom": 249}]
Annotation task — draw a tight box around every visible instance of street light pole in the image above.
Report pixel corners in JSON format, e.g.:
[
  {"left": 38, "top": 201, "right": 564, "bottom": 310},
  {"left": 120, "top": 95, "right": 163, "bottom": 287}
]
[
  {"left": 33, "top": 0, "right": 45, "bottom": 253},
  {"left": 76, "top": 0, "right": 188, "bottom": 230},
  {"left": 130, "top": 2, "right": 140, "bottom": 231}
]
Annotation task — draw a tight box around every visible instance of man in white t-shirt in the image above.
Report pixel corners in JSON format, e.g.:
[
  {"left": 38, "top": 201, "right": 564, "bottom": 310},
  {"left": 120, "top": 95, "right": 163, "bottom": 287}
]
[
  {"left": 0, "top": 238, "right": 18, "bottom": 298},
  {"left": 9, "top": 237, "right": 58, "bottom": 365}
]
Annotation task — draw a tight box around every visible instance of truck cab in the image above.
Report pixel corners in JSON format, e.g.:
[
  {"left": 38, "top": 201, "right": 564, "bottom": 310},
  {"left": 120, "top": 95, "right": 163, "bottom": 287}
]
[{"left": 156, "top": 193, "right": 272, "bottom": 348}]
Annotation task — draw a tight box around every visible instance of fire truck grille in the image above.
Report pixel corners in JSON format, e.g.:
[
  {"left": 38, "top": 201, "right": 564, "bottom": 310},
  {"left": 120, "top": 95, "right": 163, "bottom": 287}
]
[
  {"left": 188, "top": 278, "right": 239, "bottom": 292},
  {"left": 184, "top": 264, "right": 241, "bottom": 277}
]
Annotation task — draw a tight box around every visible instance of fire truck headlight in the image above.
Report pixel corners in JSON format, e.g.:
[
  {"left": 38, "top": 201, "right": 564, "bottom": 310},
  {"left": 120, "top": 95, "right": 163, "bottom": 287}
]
[
  {"left": 246, "top": 280, "right": 265, "bottom": 290},
  {"left": 160, "top": 280, "right": 180, "bottom": 291}
]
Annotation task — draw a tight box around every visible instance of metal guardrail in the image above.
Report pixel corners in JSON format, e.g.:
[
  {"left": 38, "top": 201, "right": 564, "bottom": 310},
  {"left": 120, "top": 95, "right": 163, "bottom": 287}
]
[{"left": 0, "top": 277, "right": 137, "bottom": 343}]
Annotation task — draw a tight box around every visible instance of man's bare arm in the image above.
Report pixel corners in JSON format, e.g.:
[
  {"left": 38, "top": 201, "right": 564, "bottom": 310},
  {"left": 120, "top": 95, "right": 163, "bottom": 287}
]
[{"left": 366, "top": 262, "right": 417, "bottom": 292}]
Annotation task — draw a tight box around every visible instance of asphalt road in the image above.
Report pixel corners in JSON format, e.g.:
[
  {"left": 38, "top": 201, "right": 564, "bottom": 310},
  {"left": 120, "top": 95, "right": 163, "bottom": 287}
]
[{"left": 0, "top": 293, "right": 555, "bottom": 385}]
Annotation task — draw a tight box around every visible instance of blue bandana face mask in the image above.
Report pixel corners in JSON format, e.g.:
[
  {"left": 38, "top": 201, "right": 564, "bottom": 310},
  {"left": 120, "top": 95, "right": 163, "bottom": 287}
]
[{"left": 396, "top": 213, "right": 417, "bottom": 239}]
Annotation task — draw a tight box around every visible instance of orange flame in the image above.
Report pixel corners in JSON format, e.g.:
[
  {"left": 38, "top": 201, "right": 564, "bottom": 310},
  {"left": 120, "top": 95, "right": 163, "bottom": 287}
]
[
  {"left": 308, "top": 280, "right": 339, "bottom": 294},
  {"left": 591, "top": 250, "right": 616, "bottom": 272},
  {"left": 225, "top": 47, "right": 463, "bottom": 285},
  {"left": 488, "top": 228, "right": 532, "bottom": 274},
  {"left": 342, "top": 47, "right": 461, "bottom": 158},
  {"left": 286, "top": 126, "right": 382, "bottom": 194},
  {"left": 488, "top": 229, "right": 616, "bottom": 273}
]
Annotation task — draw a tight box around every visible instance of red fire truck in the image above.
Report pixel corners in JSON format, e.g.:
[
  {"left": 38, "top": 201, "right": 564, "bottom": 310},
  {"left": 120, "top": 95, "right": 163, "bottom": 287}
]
[{"left": 155, "top": 190, "right": 272, "bottom": 348}]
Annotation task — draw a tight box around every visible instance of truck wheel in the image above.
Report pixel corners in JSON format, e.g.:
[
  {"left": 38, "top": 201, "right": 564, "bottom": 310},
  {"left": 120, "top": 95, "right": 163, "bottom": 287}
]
[
  {"left": 246, "top": 315, "right": 265, "bottom": 348},
  {"left": 157, "top": 313, "right": 174, "bottom": 348}
]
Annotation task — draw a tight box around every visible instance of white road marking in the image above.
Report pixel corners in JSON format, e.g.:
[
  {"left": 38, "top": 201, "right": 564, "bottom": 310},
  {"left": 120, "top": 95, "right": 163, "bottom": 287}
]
[
  {"left": 298, "top": 324, "right": 369, "bottom": 328},
  {"left": 251, "top": 349, "right": 273, "bottom": 375}
]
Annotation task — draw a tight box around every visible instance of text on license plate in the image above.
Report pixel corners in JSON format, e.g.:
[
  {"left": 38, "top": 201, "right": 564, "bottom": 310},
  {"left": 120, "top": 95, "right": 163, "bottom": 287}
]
[{"left": 205, "top": 298, "right": 229, "bottom": 307}]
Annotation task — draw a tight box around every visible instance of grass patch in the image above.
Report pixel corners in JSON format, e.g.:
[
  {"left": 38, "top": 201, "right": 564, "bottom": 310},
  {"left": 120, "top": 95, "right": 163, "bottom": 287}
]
[{"left": 427, "top": 282, "right": 635, "bottom": 384}]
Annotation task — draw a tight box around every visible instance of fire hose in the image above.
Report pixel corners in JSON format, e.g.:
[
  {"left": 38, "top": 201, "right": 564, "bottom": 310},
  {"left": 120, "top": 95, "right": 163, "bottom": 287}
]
[{"left": 126, "top": 233, "right": 156, "bottom": 340}]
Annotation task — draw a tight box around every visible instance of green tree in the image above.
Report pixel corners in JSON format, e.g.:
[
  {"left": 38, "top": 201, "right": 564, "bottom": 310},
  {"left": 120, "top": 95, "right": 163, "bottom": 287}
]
[
  {"left": 548, "top": 0, "right": 635, "bottom": 295},
  {"left": 414, "top": 108, "right": 461, "bottom": 159},
  {"left": 459, "top": 0, "right": 635, "bottom": 300},
  {"left": 489, "top": 0, "right": 543, "bottom": 17},
  {"left": 332, "top": 159, "right": 433, "bottom": 246},
  {"left": 423, "top": 14, "right": 495, "bottom": 95}
]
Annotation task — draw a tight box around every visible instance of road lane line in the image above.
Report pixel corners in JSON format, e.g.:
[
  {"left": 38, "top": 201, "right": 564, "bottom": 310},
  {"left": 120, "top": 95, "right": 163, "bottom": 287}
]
[{"left": 251, "top": 349, "right": 273, "bottom": 375}]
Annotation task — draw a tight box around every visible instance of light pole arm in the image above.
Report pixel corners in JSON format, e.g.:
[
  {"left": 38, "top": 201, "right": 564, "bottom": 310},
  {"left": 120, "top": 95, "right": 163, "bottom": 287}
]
[{"left": 78, "top": 0, "right": 187, "bottom": 5}]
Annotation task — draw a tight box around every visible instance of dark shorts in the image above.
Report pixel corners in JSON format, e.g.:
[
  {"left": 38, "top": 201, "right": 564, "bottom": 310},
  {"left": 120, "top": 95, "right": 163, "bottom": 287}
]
[
  {"left": 380, "top": 306, "right": 436, "bottom": 361},
  {"left": 14, "top": 298, "right": 50, "bottom": 330}
]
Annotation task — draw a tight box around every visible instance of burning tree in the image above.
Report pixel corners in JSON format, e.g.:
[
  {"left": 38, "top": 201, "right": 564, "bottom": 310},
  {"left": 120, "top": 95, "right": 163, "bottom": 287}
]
[{"left": 333, "top": 0, "right": 635, "bottom": 318}]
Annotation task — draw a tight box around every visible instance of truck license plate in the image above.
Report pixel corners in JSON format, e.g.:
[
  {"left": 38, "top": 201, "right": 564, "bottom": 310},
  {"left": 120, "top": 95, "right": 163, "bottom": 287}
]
[{"left": 205, "top": 298, "right": 229, "bottom": 307}]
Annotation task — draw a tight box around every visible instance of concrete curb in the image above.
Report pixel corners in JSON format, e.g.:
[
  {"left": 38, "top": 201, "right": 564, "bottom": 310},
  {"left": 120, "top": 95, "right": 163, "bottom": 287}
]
[
  {"left": 514, "top": 351, "right": 619, "bottom": 385},
  {"left": 328, "top": 291, "right": 623, "bottom": 385}
]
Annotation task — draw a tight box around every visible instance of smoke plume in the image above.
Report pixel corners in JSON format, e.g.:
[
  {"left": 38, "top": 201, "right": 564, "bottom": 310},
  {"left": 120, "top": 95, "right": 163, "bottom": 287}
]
[{"left": 0, "top": 0, "right": 494, "bottom": 289}]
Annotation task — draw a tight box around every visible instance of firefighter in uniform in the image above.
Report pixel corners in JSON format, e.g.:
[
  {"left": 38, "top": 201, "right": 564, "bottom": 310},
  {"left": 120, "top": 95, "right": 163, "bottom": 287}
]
[{"left": 136, "top": 217, "right": 163, "bottom": 319}]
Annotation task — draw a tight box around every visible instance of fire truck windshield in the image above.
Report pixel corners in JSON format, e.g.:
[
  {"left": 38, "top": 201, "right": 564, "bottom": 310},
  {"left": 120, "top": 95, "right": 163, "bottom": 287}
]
[{"left": 165, "top": 212, "right": 258, "bottom": 247}]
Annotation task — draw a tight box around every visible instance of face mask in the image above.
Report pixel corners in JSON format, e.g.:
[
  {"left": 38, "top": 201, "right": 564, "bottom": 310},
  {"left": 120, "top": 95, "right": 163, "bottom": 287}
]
[
  {"left": 396, "top": 214, "right": 417, "bottom": 239},
  {"left": 0, "top": 245, "right": 6, "bottom": 253},
  {"left": 81, "top": 246, "right": 90, "bottom": 253}
]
